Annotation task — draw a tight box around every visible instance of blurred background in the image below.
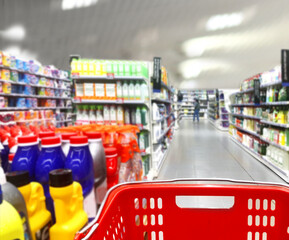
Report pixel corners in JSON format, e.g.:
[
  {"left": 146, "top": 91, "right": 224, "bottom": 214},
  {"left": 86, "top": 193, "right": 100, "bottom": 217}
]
[{"left": 1, "top": 0, "right": 289, "bottom": 89}]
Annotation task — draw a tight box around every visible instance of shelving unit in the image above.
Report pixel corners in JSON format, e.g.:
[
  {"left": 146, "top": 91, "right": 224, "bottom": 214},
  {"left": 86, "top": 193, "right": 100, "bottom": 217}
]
[
  {"left": 0, "top": 61, "right": 73, "bottom": 127},
  {"left": 229, "top": 65, "right": 289, "bottom": 182},
  {"left": 178, "top": 89, "right": 210, "bottom": 120},
  {"left": 70, "top": 57, "right": 175, "bottom": 180}
]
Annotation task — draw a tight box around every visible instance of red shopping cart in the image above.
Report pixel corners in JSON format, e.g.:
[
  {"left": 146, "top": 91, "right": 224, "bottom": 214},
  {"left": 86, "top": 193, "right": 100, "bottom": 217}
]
[{"left": 75, "top": 179, "right": 289, "bottom": 240}]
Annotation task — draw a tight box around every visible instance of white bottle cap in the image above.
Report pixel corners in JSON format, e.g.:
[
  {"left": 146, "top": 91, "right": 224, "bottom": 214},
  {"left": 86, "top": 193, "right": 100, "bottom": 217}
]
[{"left": 0, "top": 167, "right": 7, "bottom": 185}]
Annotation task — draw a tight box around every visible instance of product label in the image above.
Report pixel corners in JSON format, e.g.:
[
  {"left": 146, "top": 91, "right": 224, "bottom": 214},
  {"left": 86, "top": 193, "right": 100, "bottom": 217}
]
[
  {"left": 117, "top": 107, "right": 124, "bottom": 123},
  {"left": 35, "top": 220, "right": 52, "bottom": 240},
  {"left": 76, "top": 83, "right": 84, "bottom": 97},
  {"left": 95, "top": 84, "right": 105, "bottom": 98},
  {"left": 125, "top": 110, "right": 130, "bottom": 124},
  {"left": 83, "top": 189, "right": 97, "bottom": 219},
  {"left": 84, "top": 83, "right": 94, "bottom": 97},
  {"left": 103, "top": 106, "right": 110, "bottom": 124},
  {"left": 106, "top": 84, "right": 116, "bottom": 98},
  {"left": 116, "top": 81, "right": 123, "bottom": 99},
  {"left": 110, "top": 106, "right": 117, "bottom": 125},
  {"left": 129, "top": 83, "right": 135, "bottom": 99},
  {"left": 135, "top": 84, "right": 141, "bottom": 99},
  {"left": 136, "top": 112, "right": 141, "bottom": 124},
  {"left": 139, "top": 136, "right": 145, "bottom": 151},
  {"left": 123, "top": 84, "right": 128, "bottom": 99}
]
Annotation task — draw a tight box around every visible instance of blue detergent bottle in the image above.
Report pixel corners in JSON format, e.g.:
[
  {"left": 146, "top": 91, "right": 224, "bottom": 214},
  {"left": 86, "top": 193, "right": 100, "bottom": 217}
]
[
  {"left": 11, "top": 135, "right": 39, "bottom": 180},
  {"left": 1, "top": 135, "right": 10, "bottom": 172},
  {"left": 35, "top": 136, "right": 66, "bottom": 224},
  {"left": 65, "top": 136, "right": 96, "bottom": 220}
]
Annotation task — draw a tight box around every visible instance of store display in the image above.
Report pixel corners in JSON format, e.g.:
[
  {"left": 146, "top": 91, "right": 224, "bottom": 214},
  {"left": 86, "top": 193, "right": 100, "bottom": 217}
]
[
  {"left": 0, "top": 51, "right": 73, "bottom": 128},
  {"left": 49, "top": 169, "right": 87, "bottom": 240},
  {"left": 6, "top": 171, "right": 52, "bottom": 240},
  {"left": 229, "top": 64, "right": 289, "bottom": 182},
  {"left": 0, "top": 167, "right": 32, "bottom": 239}
]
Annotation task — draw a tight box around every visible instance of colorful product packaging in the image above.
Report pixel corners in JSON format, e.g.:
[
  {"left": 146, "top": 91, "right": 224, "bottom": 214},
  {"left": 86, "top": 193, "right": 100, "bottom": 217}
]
[
  {"left": 3, "top": 82, "right": 11, "bottom": 94},
  {"left": 14, "top": 111, "right": 25, "bottom": 122},
  {"left": 1, "top": 69, "right": 10, "bottom": 80},
  {"left": 16, "top": 98, "right": 27, "bottom": 108},
  {"left": 10, "top": 71, "right": 19, "bottom": 82}
]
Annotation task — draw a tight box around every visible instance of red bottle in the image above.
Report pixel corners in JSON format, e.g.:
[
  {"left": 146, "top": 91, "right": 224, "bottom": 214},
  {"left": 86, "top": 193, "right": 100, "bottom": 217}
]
[{"left": 105, "top": 147, "right": 119, "bottom": 190}]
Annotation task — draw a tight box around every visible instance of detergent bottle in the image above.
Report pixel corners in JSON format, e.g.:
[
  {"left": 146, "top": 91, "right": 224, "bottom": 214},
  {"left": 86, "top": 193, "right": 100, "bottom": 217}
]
[
  {"left": 12, "top": 135, "right": 40, "bottom": 180},
  {"left": 1, "top": 167, "right": 32, "bottom": 239},
  {"left": 65, "top": 136, "right": 96, "bottom": 220},
  {"left": 105, "top": 147, "right": 119, "bottom": 189},
  {"left": 49, "top": 169, "right": 88, "bottom": 240},
  {"left": 6, "top": 171, "right": 52, "bottom": 240},
  {"left": 1, "top": 134, "right": 9, "bottom": 172},
  {"left": 38, "top": 131, "right": 55, "bottom": 149},
  {"left": 61, "top": 132, "right": 77, "bottom": 156},
  {"left": 35, "top": 136, "right": 66, "bottom": 223},
  {"left": 0, "top": 184, "right": 25, "bottom": 240},
  {"left": 84, "top": 132, "right": 107, "bottom": 205}
]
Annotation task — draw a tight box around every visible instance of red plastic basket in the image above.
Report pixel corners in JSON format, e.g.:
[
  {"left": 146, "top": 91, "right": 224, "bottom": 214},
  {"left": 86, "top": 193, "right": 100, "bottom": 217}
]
[{"left": 75, "top": 179, "right": 289, "bottom": 240}]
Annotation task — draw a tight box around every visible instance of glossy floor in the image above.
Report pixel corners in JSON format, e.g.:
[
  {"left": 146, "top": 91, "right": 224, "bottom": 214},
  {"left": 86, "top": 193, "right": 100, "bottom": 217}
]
[{"left": 158, "top": 119, "right": 287, "bottom": 185}]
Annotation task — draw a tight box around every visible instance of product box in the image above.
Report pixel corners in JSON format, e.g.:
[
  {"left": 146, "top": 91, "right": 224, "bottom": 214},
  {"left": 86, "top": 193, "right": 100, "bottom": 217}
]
[
  {"left": 95, "top": 83, "right": 105, "bottom": 99},
  {"left": 0, "top": 112, "right": 14, "bottom": 125},
  {"left": 95, "top": 60, "right": 102, "bottom": 76},
  {"left": 88, "top": 60, "right": 95, "bottom": 76},
  {"left": 105, "top": 83, "right": 116, "bottom": 100},
  {"left": 131, "top": 62, "right": 137, "bottom": 76},
  {"left": 113, "top": 61, "right": 119, "bottom": 76},
  {"left": 84, "top": 83, "right": 95, "bottom": 98},
  {"left": 75, "top": 83, "right": 84, "bottom": 97},
  {"left": 1, "top": 69, "right": 10, "bottom": 80},
  {"left": 106, "top": 61, "right": 113, "bottom": 74}
]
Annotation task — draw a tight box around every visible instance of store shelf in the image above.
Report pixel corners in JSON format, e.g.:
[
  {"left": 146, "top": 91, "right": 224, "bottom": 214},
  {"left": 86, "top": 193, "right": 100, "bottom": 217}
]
[
  {"left": 161, "top": 82, "right": 173, "bottom": 93},
  {"left": 56, "top": 119, "right": 73, "bottom": 123},
  {"left": 151, "top": 98, "right": 171, "bottom": 104},
  {"left": 230, "top": 136, "right": 289, "bottom": 182},
  {"left": 259, "top": 136, "right": 289, "bottom": 152},
  {"left": 260, "top": 81, "right": 282, "bottom": 88},
  {"left": 152, "top": 113, "right": 173, "bottom": 124},
  {"left": 0, "top": 93, "right": 70, "bottom": 100},
  {"left": 154, "top": 122, "right": 174, "bottom": 144},
  {"left": 72, "top": 99, "right": 147, "bottom": 105},
  {"left": 0, "top": 65, "right": 70, "bottom": 82},
  {"left": 230, "top": 123, "right": 260, "bottom": 138},
  {"left": 260, "top": 119, "right": 289, "bottom": 128},
  {"left": 209, "top": 119, "right": 228, "bottom": 131},
  {"left": 0, "top": 106, "right": 72, "bottom": 111},
  {"left": 230, "top": 113, "right": 261, "bottom": 120},
  {"left": 230, "top": 103, "right": 260, "bottom": 107},
  {"left": 260, "top": 101, "right": 289, "bottom": 106},
  {"left": 73, "top": 75, "right": 147, "bottom": 82}
]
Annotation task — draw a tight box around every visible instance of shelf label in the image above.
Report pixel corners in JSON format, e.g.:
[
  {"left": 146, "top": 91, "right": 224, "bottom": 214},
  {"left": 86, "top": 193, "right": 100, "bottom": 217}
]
[
  {"left": 73, "top": 97, "right": 82, "bottom": 103},
  {"left": 281, "top": 49, "right": 289, "bottom": 84},
  {"left": 116, "top": 98, "right": 124, "bottom": 103},
  {"left": 106, "top": 73, "right": 115, "bottom": 79},
  {"left": 137, "top": 124, "right": 144, "bottom": 129},
  {"left": 71, "top": 72, "right": 79, "bottom": 78}
]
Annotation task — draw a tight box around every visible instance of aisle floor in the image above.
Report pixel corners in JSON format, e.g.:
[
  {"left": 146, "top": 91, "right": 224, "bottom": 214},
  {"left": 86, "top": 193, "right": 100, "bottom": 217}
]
[{"left": 158, "top": 119, "right": 287, "bottom": 184}]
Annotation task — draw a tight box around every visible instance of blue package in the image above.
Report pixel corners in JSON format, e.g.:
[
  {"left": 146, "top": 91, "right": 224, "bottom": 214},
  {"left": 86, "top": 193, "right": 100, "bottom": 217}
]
[
  {"left": 16, "top": 59, "right": 23, "bottom": 70},
  {"left": 26, "top": 98, "right": 32, "bottom": 108},
  {"left": 23, "top": 85, "right": 32, "bottom": 95},
  {"left": 16, "top": 98, "right": 26, "bottom": 108}
]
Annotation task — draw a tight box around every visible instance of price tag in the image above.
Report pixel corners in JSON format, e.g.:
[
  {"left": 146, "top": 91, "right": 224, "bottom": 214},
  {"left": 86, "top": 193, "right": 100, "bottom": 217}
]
[
  {"left": 71, "top": 72, "right": 80, "bottom": 78},
  {"left": 73, "top": 97, "right": 82, "bottom": 103},
  {"left": 107, "top": 73, "right": 115, "bottom": 79},
  {"left": 116, "top": 98, "right": 124, "bottom": 103}
]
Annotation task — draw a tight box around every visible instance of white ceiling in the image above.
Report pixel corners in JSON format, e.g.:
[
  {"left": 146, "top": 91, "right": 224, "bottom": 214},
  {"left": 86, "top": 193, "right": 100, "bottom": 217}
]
[{"left": 1, "top": 0, "right": 289, "bottom": 89}]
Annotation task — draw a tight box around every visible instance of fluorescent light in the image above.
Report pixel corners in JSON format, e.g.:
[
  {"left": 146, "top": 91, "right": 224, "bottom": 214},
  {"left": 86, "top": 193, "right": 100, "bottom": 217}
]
[
  {"left": 179, "top": 59, "right": 231, "bottom": 79},
  {"left": 0, "top": 25, "right": 26, "bottom": 41},
  {"left": 206, "top": 12, "right": 244, "bottom": 31},
  {"left": 62, "top": 0, "right": 98, "bottom": 10}
]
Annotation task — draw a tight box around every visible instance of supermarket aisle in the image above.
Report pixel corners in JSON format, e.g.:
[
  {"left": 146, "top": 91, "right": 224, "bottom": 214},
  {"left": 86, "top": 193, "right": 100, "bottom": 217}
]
[{"left": 158, "top": 119, "right": 287, "bottom": 184}]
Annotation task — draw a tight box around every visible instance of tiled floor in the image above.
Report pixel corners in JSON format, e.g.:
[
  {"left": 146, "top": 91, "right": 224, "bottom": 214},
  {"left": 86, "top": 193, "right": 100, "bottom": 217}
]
[{"left": 158, "top": 119, "right": 287, "bottom": 184}]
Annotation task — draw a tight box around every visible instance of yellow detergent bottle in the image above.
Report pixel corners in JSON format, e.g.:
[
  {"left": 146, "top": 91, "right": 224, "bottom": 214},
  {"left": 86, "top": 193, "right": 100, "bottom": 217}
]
[
  {"left": 6, "top": 171, "right": 52, "bottom": 240},
  {"left": 49, "top": 169, "right": 88, "bottom": 240},
  {"left": 0, "top": 184, "right": 24, "bottom": 240}
]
